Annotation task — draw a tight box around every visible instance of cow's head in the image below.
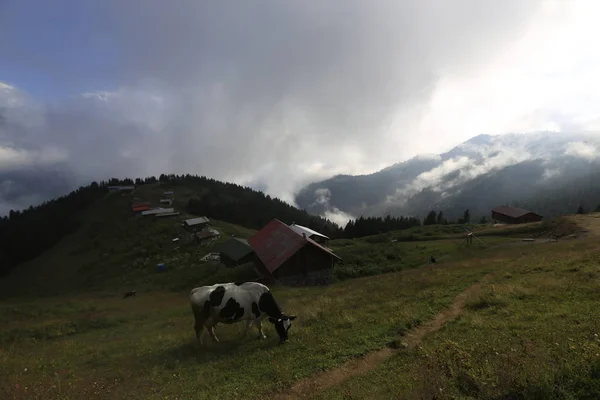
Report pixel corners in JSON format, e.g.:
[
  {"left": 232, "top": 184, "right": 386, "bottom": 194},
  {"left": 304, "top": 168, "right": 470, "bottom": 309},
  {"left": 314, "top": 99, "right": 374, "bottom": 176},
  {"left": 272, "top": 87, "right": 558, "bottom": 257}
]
[{"left": 268, "top": 314, "right": 297, "bottom": 344}]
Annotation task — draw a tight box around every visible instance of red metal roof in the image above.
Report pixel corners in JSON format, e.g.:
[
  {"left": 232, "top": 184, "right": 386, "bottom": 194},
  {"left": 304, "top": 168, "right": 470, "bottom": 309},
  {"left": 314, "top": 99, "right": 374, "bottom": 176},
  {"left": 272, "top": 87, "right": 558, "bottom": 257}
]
[
  {"left": 248, "top": 219, "right": 341, "bottom": 274},
  {"left": 491, "top": 205, "right": 541, "bottom": 219},
  {"left": 132, "top": 205, "right": 151, "bottom": 212}
]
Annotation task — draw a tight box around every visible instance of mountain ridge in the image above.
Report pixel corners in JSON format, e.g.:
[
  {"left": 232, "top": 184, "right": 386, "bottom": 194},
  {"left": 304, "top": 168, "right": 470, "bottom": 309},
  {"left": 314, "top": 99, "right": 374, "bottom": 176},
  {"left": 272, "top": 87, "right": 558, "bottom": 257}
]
[{"left": 295, "top": 131, "right": 600, "bottom": 223}]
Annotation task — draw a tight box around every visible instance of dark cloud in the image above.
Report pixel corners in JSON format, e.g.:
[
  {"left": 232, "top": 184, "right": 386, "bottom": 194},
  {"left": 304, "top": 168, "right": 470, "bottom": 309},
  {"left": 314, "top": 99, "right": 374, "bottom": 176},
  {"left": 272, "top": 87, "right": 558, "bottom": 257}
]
[
  {"left": 0, "top": 1, "right": 546, "bottom": 213},
  {"left": 0, "top": 166, "right": 76, "bottom": 215}
]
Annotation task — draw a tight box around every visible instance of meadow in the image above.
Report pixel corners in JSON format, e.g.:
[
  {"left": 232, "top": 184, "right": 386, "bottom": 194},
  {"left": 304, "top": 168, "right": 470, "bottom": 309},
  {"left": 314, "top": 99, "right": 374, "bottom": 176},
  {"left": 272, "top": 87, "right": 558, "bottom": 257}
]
[
  {"left": 0, "top": 239, "right": 494, "bottom": 399},
  {"left": 0, "top": 187, "right": 595, "bottom": 399}
]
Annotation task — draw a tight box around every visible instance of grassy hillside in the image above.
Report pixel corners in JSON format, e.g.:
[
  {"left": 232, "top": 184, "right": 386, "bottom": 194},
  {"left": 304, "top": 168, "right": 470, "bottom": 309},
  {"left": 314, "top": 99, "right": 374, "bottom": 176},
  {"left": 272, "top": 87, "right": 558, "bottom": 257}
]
[
  {"left": 315, "top": 226, "right": 600, "bottom": 399},
  {"left": 0, "top": 214, "right": 596, "bottom": 399},
  {"left": 0, "top": 174, "right": 343, "bottom": 280},
  {"left": 0, "top": 185, "right": 259, "bottom": 298}
]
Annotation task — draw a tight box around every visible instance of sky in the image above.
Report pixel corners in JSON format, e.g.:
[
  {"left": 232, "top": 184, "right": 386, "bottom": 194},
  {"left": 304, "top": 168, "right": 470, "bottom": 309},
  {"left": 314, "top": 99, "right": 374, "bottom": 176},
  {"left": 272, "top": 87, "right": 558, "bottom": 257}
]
[{"left": 1, "top": 0, "right": 600, "bottom": 216}]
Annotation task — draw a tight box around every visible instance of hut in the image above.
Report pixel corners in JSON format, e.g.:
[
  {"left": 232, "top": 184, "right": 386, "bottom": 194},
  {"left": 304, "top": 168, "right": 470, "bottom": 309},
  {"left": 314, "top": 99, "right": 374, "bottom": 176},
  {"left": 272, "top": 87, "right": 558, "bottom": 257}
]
[
  {"left": 131, "top": 202, "right": 151, "bottom": 213},
  {"left": 141, "top": 207, "right": 174, "bottom": 216},
  {"left": 195, "top": 228, "right": 220, "bottom": 244},
  {"left": 155, "top": 212, "right": 180, "bottom": 218},
  {"left": 248, "top": 218, "right": 341, "bottom": 286},
  {"left": 215, "top": 237, "right": 255, "bottom": 267},
  {"left": 491, "top": 205, "right": 543, "bottom": 224},
  {"left": 183, "top": 216, "right": 210, "bottom": 231}
]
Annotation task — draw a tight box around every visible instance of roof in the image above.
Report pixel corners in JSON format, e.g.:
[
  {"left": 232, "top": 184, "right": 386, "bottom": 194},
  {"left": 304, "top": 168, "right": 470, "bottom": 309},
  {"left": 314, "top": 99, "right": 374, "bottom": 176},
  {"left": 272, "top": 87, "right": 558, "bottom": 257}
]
[
  {"left": 155, "top": 212, "right": 180, "bottom": 217},
  {"left": 289, "top": 223, "right": 330, "bottom": 240},
  {"left": 142, "top": 207, "right": 174, "bottom": 216},
  {"left": 248, "top": 219, "right": 341, "bottom": 274},
  {"left": 185, "top": 216, "right": 210, "bottom": 226},
  {"left": 491, "top": 205, "right": 541, "bottom": 219},
  {"left": 132, "top": 205, "right": 151, "bottom": 212},
  {"left": 215, "top": 237, "right": 254, "bottom": 261},
  {"left": 196, "top": 229, "right": 220, "bottom": 239}
]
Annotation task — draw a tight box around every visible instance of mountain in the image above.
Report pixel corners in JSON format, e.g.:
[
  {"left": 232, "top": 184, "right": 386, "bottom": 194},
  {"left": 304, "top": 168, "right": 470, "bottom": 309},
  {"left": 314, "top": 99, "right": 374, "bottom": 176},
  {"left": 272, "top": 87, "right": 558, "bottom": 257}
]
[{"left": 295, "top": 131, "right": 600, "bottom": 222}]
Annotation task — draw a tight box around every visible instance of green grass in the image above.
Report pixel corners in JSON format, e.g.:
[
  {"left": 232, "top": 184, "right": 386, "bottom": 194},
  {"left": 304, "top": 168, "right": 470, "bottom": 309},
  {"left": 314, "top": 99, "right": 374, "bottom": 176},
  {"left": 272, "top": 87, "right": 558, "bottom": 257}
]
[
  {"left": 312, "top": 236, "right": 600, "bottom": 399},
  {"left": 0, "top": 206, "right": 595, "bottom": 399},
  {"left": 0, "top": 248, "right": 494, "bottom": 399},
  {"left": 331, "top": 232, "right": 512, "bottom": 281}
]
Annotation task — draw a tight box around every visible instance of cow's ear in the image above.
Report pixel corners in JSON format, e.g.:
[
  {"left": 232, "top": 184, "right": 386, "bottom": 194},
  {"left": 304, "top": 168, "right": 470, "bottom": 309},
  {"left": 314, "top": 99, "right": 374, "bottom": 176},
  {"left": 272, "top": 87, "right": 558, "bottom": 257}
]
[
  {"left": 268, "top": 317, "right": 278, "bottom": 324},
  {"left": 288, "top": 315, "right": 297, "bottom": 321}
]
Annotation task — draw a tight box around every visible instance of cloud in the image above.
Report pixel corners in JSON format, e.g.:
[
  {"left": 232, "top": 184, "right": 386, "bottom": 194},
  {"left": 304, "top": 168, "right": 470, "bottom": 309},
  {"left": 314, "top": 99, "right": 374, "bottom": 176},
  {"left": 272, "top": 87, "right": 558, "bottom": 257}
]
[
  {"left": 311, "top": 188, "right": 355, "bottom": 228},
  {"left": 2, "top": 0, "right": 599, "bottom": 216},
  {"left": 387, "top": 136, "right": 536, "bottom": 203},
  {"left": 542, "top": 168, "right": 561, "bottom": 181},
  {"left": 564, "top": 141, "right": 598, "bottom": 161}
]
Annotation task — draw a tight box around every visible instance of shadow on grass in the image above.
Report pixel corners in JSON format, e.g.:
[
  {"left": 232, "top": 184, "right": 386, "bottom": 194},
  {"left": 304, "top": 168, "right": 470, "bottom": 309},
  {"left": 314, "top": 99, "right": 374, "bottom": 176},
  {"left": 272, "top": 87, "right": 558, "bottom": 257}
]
[{"left": 141, "top": 335, "right": 283, "bottom": 367}]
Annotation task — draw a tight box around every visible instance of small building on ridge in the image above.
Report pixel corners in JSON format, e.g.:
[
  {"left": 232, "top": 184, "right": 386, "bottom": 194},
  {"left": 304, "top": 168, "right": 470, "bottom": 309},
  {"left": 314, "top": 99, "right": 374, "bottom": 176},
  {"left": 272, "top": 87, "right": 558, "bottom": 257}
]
[
  {"left": 491, "top": 205, "right": 543, "bottom": 224},
  {"left": 215, "top": 237, "right": 255, "bottom": 267}
]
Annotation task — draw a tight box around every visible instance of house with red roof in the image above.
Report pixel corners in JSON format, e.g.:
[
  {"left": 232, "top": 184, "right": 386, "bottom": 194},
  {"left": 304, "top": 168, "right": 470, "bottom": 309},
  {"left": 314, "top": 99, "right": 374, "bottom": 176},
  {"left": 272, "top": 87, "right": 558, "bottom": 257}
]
[
  {"left": 131, "top": 202, "right": 151, "bottom": 213},
  {"left": 248, "top": 218, "right": 342, "bottom": 286}
]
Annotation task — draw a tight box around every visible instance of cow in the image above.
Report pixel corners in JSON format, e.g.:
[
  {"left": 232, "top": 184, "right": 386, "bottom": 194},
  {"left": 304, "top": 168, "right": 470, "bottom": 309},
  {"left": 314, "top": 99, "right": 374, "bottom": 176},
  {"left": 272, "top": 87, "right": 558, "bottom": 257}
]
[{"left": 189, "top": 281, "right": 296, "bottom": 345}]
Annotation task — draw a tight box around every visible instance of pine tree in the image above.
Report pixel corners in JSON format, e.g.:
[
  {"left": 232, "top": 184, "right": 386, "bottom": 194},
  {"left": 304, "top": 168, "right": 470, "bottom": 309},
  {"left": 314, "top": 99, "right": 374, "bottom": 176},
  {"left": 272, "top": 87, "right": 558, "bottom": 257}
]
[
  {"left": 423, "top": 210, "right": 437, "bottom": 225},
  {"left": 436, "top": 210, "right": 444, "bottom": 224}
]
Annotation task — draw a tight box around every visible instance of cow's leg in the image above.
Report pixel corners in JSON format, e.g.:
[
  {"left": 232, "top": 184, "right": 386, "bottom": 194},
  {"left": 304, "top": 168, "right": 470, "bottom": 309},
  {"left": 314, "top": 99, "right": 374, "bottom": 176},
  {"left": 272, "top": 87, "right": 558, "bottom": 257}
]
[
  {"left": 206, "top": 324, "right": 220, "bottom": 343},
  {"left": 254, "top": 320, "right": 267, "bottom": 340},
  {"left": 242, "top": 319, "right": 252, "bottom": 338},
  {"left": 191, "top": 304, "right": 207, "bottom": 344},
  {"left": 194, "top": 321, "right": 209, "bottom": 344}
]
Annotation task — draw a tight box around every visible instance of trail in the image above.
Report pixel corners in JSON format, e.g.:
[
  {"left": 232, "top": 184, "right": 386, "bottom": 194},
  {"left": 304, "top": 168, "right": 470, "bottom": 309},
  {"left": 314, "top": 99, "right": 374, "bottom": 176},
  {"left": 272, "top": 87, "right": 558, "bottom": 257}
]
[{"left": 270, "top": 271, "right": 496, "bottom": 400}]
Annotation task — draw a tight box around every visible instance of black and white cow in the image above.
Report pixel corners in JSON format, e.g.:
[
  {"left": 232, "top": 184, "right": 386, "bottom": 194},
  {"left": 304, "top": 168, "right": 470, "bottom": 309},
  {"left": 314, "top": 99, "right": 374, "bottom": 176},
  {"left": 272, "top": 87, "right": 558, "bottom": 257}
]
[{"left": 189, "top": 281, "right": 296, "bottom": 345}]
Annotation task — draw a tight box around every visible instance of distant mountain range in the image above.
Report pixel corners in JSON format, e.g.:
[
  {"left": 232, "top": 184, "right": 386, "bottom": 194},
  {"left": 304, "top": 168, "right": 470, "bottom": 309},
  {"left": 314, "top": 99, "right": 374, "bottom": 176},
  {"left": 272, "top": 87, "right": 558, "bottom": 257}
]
[{"left": 295, "top": 132, "right": 600, "bottom": 223}]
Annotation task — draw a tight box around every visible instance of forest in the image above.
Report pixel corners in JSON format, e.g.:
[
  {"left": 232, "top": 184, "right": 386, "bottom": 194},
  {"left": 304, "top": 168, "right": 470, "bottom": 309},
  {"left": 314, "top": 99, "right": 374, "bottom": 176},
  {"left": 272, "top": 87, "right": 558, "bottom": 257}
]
[{"left": 0, "top": 182, "right": 109, "bottom": 276}]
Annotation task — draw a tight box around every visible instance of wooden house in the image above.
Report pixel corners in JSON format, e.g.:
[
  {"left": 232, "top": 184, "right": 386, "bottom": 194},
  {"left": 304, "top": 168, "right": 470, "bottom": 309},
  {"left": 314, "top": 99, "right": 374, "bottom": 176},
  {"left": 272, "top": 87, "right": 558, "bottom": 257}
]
[
  {"left": 248, "top": 218, "right": 341, "bottom": 286},
  {"left": 491, "top": 206, "right": 543, "bottom": 224}
]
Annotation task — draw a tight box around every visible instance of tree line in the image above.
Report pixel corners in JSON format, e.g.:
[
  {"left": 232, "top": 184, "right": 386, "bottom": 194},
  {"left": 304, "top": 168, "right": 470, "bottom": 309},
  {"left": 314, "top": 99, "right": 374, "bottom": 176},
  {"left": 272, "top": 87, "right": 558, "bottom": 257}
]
[
  {"left": 164, "top": 174, "right": 344, "bottom": 237},
  {"left": 339, "top": 208, "right": 483, "bottom": 239},
  {"left": 421, "top": 209, "right": 484, "bottom": 225},
  {"left": 0, "top": 182, "right": 109, "bottom": 277},
  {"left": 341, "top": 215, "right": 421, "bottom": 238}
]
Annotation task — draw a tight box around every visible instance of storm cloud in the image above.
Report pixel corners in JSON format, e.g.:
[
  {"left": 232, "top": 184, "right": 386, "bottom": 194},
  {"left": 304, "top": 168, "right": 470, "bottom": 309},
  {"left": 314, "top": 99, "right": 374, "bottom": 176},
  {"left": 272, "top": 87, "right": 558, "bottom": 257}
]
[{"left": 1, "top": 0, "right": 595, "bottom": 214}]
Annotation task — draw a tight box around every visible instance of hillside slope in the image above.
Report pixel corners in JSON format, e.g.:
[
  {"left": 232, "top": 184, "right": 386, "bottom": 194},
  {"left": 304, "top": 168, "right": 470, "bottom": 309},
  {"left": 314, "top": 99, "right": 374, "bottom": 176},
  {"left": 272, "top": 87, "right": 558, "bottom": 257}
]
[
  {"left": 0, "top": 185, "right": 260, "bottom": 298},
  {"left": 0, "top": 175, "right": 342, "bottom": 297},
  {"left": 296, "top": 131, "right": 600, "bottom": 221}
]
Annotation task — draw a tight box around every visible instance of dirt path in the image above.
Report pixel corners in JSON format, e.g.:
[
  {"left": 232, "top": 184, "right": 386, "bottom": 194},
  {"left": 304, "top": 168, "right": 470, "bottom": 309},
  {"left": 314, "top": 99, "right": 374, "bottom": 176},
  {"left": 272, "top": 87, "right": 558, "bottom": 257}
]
[{"left": 270, "top": 271, "right": 496, "bottom": 400}]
